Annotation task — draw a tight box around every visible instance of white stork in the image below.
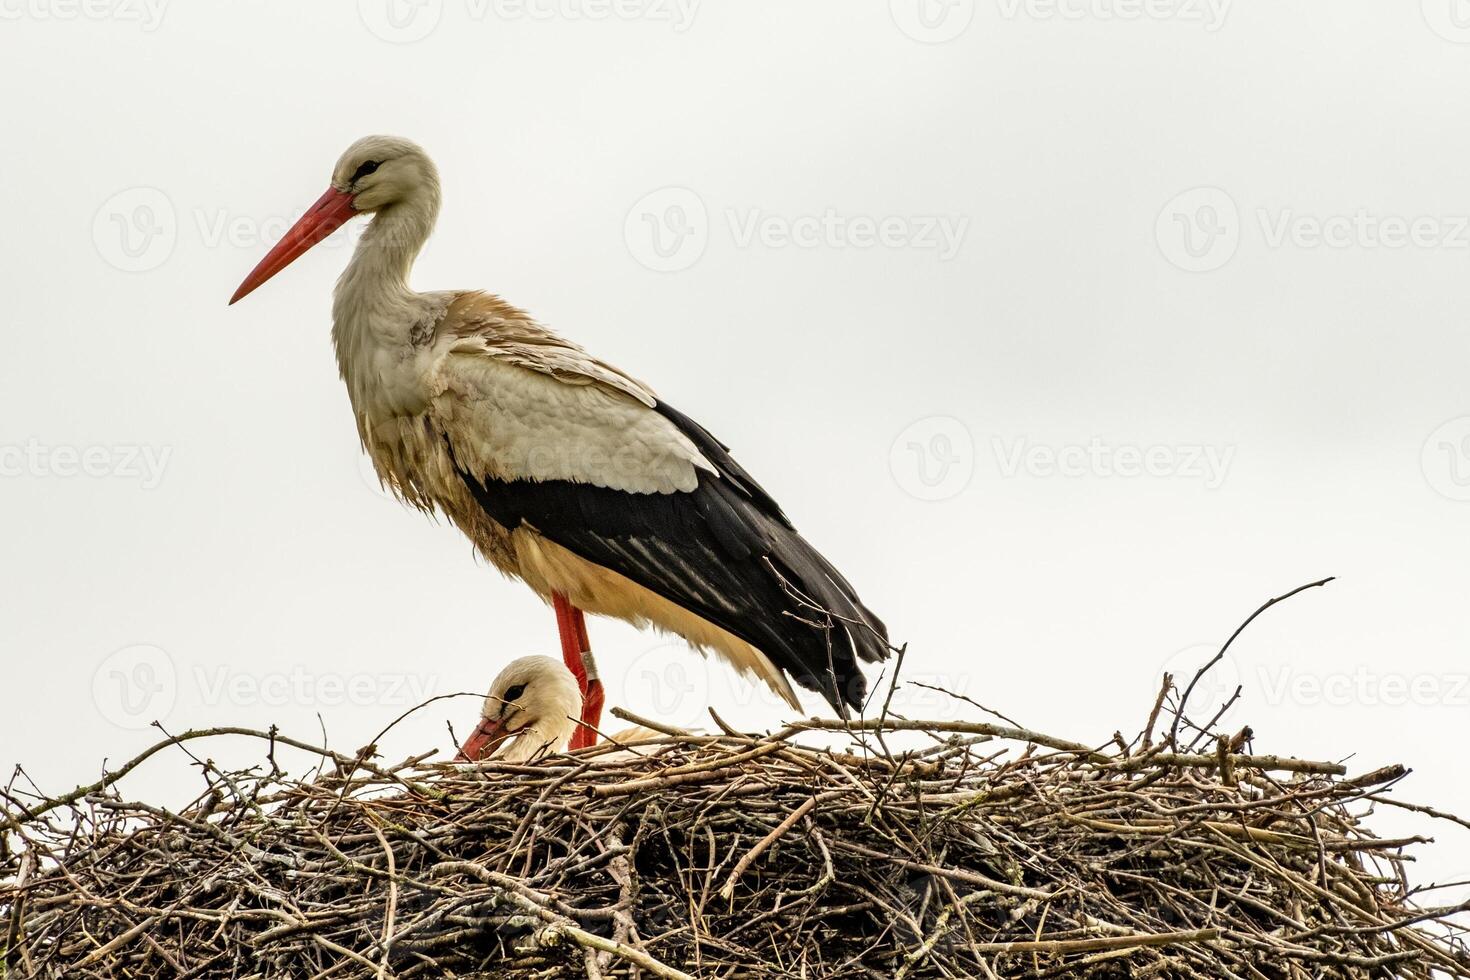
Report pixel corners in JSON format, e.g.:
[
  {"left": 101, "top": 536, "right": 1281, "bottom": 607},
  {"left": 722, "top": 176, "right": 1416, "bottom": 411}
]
[
  {"left": 455, "top": 655, "right": 672, "bottom": 763},
  {"left": 455, "top": 655, "right": 583, "bottom": 763},
  {"left": 229, "top": 135, "right": 889, "bottom": 749}
]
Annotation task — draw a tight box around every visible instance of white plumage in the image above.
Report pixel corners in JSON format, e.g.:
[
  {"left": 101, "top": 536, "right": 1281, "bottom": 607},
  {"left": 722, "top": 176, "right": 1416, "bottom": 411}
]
[
  {"left": 457, "top": 656, "right": 674, "bottom": 764},
  {"left": 439, "top": 353, "right": 714, "bottom": 494},
  {"left": 230, "top": 135, "right": 890, "bottom": 746}
]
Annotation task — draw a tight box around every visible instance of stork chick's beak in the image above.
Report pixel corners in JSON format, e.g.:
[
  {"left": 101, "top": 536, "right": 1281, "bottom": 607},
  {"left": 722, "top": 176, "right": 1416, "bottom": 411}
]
[
  {"left": 229, "top": 187, "right": 357, "bottom": 305},
  {"left": 455, "top": 715, "right": 510, "bottom": 763}
]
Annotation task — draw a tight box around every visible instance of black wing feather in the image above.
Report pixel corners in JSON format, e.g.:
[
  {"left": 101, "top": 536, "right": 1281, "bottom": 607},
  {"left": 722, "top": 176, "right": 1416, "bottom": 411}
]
[{"left": 454, "top": 400, "right": 889, "bottom": 714}]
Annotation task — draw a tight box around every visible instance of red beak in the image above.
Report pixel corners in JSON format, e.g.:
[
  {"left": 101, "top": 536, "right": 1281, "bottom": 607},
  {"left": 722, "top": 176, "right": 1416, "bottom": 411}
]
[
  {"left": 229, "top": 187, "right": 357, "bottom": 305},
  {"left": 455, "top": 715, "right": 510, "bottom": 762}
]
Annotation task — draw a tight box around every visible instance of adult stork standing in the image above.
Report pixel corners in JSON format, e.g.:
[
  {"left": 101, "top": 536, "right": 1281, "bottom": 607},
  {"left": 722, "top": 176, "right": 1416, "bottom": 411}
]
[{"left": 230, "top": 135, "right": 889, "bottom": 748}]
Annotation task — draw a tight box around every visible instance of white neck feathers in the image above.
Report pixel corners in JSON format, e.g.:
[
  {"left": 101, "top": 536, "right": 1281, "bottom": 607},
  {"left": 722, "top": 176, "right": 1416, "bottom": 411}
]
[{"left": 329, "top": 187, "right": 443, "bottom": 412}]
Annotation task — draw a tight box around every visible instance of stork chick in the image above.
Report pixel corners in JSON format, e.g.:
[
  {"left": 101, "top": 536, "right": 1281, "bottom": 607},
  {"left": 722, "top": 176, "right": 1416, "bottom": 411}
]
[
  {"left": 456, "top": 655, "right": 582, "bottom": 764},
  {"left": 455, "top": 656, "right": 675, "bottom": 763}
]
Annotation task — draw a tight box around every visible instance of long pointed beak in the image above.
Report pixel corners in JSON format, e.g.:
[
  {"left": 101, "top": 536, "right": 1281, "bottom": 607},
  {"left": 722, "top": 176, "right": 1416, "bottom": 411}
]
[
  {"left": 456, "top": 715, "right": 509, "bottom": 763},
  {"left": 229, "top": 187, "right": 357, "bottom": 305}
]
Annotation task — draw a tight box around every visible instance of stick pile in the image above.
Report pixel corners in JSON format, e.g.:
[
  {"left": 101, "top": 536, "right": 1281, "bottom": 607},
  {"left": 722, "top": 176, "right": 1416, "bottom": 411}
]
[
  {"left": 3, "top": 703, "right": 1468, "bottom": 978},
  {"left": 4, "top": 583, "right": 1470, "bottom": 977}
]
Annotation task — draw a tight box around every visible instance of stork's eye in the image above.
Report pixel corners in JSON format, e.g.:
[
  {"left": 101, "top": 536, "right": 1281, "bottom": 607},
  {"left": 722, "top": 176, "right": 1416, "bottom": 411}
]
[
  {"left": 351, "top": 160, "right": 381, "bottom": 183},
  {"left": 503, "top": 684, "right": 526, "bottom": 702}
]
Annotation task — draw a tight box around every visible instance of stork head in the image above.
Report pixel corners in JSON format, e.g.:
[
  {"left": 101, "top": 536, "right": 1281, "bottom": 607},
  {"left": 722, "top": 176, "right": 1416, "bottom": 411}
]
[
  {"left": 455, "top": 656, "right": 583, "bottom": 764},
  {"left": 228, "top": 134, "right": 440, "bottom": 305},
  {"left": 329, "top": 135, "right": 438, "bottom": 214}
]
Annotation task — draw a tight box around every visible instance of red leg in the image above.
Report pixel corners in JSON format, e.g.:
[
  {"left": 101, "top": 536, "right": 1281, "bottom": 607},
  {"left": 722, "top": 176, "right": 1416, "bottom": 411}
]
[
  {"left": 553, "top": 592, "right": 585, "bottom": 689},
  {"left": 552, "top": 592, "right": 604, "bottom": 750},
  {"left": 571, "top": 607, "right": 604, "bottom": 750}
]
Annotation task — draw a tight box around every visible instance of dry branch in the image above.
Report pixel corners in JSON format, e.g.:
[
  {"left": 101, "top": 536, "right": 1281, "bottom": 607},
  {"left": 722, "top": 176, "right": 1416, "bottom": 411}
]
[
  {"left": 4, "top": 580, "right": 1468, "bottom": 978},
  {"left": 4, "top": 703, "right": 1469, "bottom": 979}
]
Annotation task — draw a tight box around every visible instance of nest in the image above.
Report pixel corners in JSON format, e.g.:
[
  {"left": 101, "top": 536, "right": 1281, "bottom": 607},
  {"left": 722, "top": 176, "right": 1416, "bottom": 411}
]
[{"left": 4, "top": 583, "right": 1470, "bottom": 978}]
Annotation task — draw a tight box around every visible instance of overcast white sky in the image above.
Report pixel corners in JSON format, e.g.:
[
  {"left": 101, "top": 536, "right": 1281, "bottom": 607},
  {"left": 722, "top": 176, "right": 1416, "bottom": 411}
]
[{"left": 4, "top": 0, "right": 1470, "bottom": 899}]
